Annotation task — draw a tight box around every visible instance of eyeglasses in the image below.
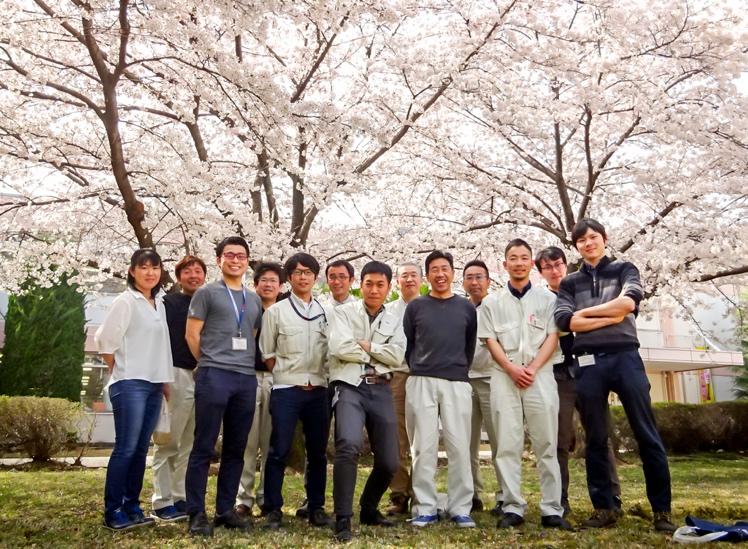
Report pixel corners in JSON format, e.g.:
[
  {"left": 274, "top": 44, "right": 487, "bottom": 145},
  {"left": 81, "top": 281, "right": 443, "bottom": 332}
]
[
  {"left": 464, "top": 275, "right": 487, "bottom": 282},
  {"left": 291, "top": 269, "right": 315, "bottom": 278},
  {"left": 328, "top": 275, "right": 349, "bottom": 282},
  {"left": 540, "top": 261, "right": 566, "bottom": 272},
  {"left": 258, "top": 277, "right": 279, "bottom": 284},
  {"left": 223, "top": 252, "right": 248, "bottom": 261}
]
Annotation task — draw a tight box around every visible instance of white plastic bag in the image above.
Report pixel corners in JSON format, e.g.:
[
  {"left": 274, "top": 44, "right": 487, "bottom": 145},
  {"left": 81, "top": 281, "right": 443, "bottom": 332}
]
[
  {"left": 673, "top": 526, "right": 729, "bottom": 544},
  {"left": 152, "top": 396, "right": 171, "bottom": 445}
]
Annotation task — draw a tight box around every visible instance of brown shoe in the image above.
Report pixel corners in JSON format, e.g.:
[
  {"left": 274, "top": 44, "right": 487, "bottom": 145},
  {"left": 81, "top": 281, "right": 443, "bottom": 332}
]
[
  {"left": 234, "top": 504, "right": 252, "bottom": 519},
  {"left": 386, "top": 494, "right": 410, "bottom": 516},
  {"left": 653, "top": 512, "right": 677, "bottom": 533},
  {"left": 581, "top": 509, "right": 618, "bottom": 528}
]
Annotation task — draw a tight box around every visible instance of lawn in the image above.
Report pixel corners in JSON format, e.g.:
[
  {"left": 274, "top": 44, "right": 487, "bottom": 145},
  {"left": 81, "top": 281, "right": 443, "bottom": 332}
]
[{"left": 0, "top": 454, "right": 746, "bottom": 548}]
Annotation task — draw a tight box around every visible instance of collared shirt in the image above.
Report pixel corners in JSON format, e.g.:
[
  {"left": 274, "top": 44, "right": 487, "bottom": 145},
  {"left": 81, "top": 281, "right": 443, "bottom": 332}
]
[
  {"left": 508, "top": 280, "right": 532, "bottom": 300},
  {"left": 469, "top": 300, "right": 496, "bottom": 378},
  {"left": 328, "top": 300, "right": 406, "bottom": 386},
  {"left": 260, "top": 293, "right": 329, "bottom": 387},
  {"left": 95, "top": 288, "right": 174, "bottom": 388},
  {"left": 322, "top": 293, "right": 357, "bottom": 308},
  {"left": 386, "top": 298, "right": 411, "bottom": 372},
  {"left": 478, "top": 285, "right": 559, "bottom": 368}
]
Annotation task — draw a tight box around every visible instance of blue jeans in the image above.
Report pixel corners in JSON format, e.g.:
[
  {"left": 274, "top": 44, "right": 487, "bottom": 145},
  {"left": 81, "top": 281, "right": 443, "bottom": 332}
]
[
  {"left": 105, "top": 379, "right": 163, "bottom": 519},
  {"left": 576, "top": 350, "right": 671, "bottom": 512},
  {"left": 263, "top": 386, "right": 330, "bottom": 512},
  {"left": 185, "top": 367, "right": 257, "bottom": 516}
]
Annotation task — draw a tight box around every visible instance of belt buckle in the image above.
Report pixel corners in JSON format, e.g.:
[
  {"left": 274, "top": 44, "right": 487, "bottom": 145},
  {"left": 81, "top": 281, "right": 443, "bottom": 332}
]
[{"left": 364, "top": 376, "right": 375, "bottom": 385}]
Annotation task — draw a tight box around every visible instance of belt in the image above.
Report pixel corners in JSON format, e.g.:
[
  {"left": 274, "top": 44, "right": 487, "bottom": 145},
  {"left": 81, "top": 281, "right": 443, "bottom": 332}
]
[
  {"left": 296, "top": 384, "right": 324, "bottom": 391},
  {"left": 360, "top": 375, "right": 391, "bottom": 385}
]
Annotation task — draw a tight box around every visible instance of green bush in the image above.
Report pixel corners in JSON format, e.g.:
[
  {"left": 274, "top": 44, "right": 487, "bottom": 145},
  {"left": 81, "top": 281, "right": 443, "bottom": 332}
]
[
  {"left": 606, "top": 401, "right": 748, "bottom": 455},
  {"left": 0, "top": 396, "right": 82, "bottom": 461}
]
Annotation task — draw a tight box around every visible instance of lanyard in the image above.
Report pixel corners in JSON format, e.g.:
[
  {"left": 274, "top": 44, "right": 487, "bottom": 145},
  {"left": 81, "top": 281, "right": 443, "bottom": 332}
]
[
  {"left": 222, "top": 280, "right": 247, "bottom": 336},
  {"left": 289, "top": 295, "right": 326, "bottom": 322}
]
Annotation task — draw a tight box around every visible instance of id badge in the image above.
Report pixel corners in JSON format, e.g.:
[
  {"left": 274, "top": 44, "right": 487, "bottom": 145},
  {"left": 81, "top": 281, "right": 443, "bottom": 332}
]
[
  {"left": 578, "top": 354, "right": 596, "bottom": 367},
  {"left": 232, "top": 337, "right": 248, "bottom": 351}
]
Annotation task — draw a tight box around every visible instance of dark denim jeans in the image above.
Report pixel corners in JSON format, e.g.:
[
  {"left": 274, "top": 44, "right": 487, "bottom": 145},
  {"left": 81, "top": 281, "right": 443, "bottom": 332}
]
[
  {"left": 185, "top": 367, "right": 257, "bottom": 516},
  {"left": 104, "top": 379, "right": 163, "bottom": 519},
  {"left": 263, "top": 386, "right": 330, "bottom": 512},
  {"left": 576, "top": 350, "right": 671, "bottom": 512}
]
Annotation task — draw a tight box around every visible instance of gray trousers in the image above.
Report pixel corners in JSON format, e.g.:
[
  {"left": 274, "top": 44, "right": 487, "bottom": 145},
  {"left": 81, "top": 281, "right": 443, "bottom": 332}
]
[{"left": 332, "top": 381, "right": 399, "bottom": 519}]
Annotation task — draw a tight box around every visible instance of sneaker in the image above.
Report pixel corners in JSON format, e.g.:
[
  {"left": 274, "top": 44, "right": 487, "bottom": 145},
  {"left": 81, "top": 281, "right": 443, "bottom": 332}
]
[
  {"left": 151, "top": 505, "right": 188, "bottom": 522},
  {"left": 541, "top": 514, "right": 574, "bottom": 530},
  {"left": 264, "top": 509, "right": 283, "bottom": 530},
  {"left": 309, "top": 508, "right": 334, "bottom": 527},
  {"left": 334, "top": 516, "right": 353, "bottom": 543},
  {"left": 452, "top": 515, "right": 476, "bottom": 528},
  {"left": 126, "top": 507, "right": 155, "bottom": 527},
  {"left": 581, "top": 509, "right": 618, "bottom": 529},
  {"left": 490, "top": 501, "right": 504, "bottom": 516},
  {"left": 498, "top": 512, "right": 525, "bottom": 528},
  {"left": 296, "top": 498, "right": 309, "bottom": 519},
  {"left": 410, "top": 514, "right": 439, "bottom": 527},
  {"left": 386, "top": 494, "right": 410, "bottom": 516},
  {"left": 471, "top": 498, "right": 484, "bottom": 513},
  {"left": 360, "top": 509, "right": 394, "bottom": 527},
  {"left": 214, "top": 508, "right": 252, "bottom": 530},
  {"left": 188, "top": 511, "right": 214, "bottom": 537},
  {"left": 103, "top": 509, "right": 139, "bottom": 531},
  {"left": 653, "top": 512, "right": 677, "bottom": 533}
]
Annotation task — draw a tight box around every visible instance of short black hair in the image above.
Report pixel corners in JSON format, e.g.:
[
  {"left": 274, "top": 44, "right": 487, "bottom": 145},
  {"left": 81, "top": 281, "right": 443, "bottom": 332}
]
[
  {"left": 534, "top": 246, "right": 567, "bottom": 271},
  {"left": 127, "top": 248, "right": 163, "bottom": 298},
  {"left": 253, "top": 261, "right": 285, "bottom": 285},
  {"left": 360, "top": 261, "right": 392, "bottom": 284},
  {"left": 571, "top": 218, "right": 607, "bottom": 244},
  {"left": 424, "top": 250, "right": 454, "bottom": 273},
  {"left": 325, "top": 259, "right": 354, "bottom": 279},
  {"left": 284, "top": 252, "right": 320, "bottom": 278},
  {"left": 215, "top": 236, "right": 249, "bottom": 257},
  {"left": 504, "top": 238, "right": 533, "bottom": 258},
  {"left": 463, "top": 259, "right": 489, "bottom": 277}
]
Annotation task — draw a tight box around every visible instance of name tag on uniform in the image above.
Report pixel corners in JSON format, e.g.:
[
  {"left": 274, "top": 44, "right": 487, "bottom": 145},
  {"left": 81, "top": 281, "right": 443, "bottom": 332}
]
[
  {"left": 232, "top": 337, "right": 248, "bottom": 351},
  {"left": 578, "top": 354, "right": 596, "bottom": 367}
]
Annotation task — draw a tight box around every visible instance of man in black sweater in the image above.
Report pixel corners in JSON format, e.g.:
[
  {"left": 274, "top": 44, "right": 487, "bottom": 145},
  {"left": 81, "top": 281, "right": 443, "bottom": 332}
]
[
  {"left": 554, "top": 219, "right": 675, "bottom": 533},
  {"left": 403, "top": 250, "right": 477, "bottom": 529}
]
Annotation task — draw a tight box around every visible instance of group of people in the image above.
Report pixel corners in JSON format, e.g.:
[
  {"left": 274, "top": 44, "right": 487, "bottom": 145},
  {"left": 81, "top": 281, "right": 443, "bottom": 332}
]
[{"left": 95, "top": 218, "right": 678, "bottom": 541}]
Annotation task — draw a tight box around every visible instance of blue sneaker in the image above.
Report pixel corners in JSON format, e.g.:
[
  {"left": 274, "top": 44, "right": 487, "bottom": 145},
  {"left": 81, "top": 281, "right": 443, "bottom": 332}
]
[
  {"left": 125, "top": 506, "right": 156, "bottom": 527},
  {"left": 151, "top": 505, "right": 188, "bottom": 522},
  {"left": 452, "top": 515, "right": 476, "bottom": 528},
  {"left": 103, "top": 509, "right": 139, "bottom": 531},
  {"left": 411, "top": 514, "right": 439, "bottom": 527}
]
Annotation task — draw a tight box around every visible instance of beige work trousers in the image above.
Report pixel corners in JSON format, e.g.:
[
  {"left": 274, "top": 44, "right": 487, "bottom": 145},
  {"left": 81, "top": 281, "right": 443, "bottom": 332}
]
[
  {"left": 406, "top": 375, "right": 473, "bottom": 518},
  {"left": 490, "top": 367, "right": 563, "bottom": 517},
  {"left": 152, "top": 366, "right": 195, "bottom": 509},
  {"left": 469, "top": 376, "right": 503, "bottom": 503},
  {"left": 236, "top": 371, "right": 273, "bottom": 510}
]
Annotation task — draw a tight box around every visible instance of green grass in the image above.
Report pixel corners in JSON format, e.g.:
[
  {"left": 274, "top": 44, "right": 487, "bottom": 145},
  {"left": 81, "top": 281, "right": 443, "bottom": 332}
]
[{"left": 1, "top": 454, "right": 746, "bottom": 548}]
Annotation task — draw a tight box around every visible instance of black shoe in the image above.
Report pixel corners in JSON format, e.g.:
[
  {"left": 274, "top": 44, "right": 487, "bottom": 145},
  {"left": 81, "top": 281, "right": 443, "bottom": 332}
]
[
  {"left": 309, "top": 508, "right": 334, "bottom": 527},
  {"left": 541, "top": 514, "right": 574, "bottom": 531},
  {"left": 214, "top": 508, "right": 252, "bottom": 530},
  {"left": 334, "top": 517, "right": 353, "bottom": 542},
  {"left": 386, "top": 494, "right": 410, "bottom": 516},
  {"left": 188, "top": 511, "right": 214, "bottom": 537},
  {"left": 264, "top": 509, "right": 283, "bottom": 530},
  {"left": 581, "top": 509, "right": 618, "bottom": 528},
  {"left": 296, "top": 499, "right": 309, "bottom": 519},
  {"left": 498, "top": 512, "right": 525, "bottom": 528},
  {"left": 471, "top": 498, "right": 484, "bottom": 513},
  {"left": 490, "top": 501, "right": 504, "bottom": 516},
  {"left": 234, "top": 504, "right": 252, "bottom": 520},
  {"left": 360, "top": 509, "right": 394, "bottom": 527},
  {"left": 653, "top": 512, "right": 677, "bottom": 533}
]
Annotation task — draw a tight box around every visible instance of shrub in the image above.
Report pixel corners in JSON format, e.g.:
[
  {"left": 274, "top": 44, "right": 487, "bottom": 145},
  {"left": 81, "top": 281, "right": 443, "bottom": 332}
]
[{"left": 0, "top": 396, "right": 83, "bottom": 461}]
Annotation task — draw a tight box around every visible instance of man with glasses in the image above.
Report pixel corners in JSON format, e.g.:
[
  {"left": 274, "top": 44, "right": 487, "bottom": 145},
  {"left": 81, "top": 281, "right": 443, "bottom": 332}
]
[
  {"left": 260, "top": 253, "right": 333, "bottom": 530},
  {"left": 184, "top": 237, "right": 263, "bottom": 537},
  {"left": 535, "top": 247, "right": 622, "bottom": 518},
  {"left": 235, "top": 262, "right": 286, "bottom": 519},
  {"left": 325, "top": 260, "right": 357, "bottom": 306},
  {"left": 462, "top": 260, "right": 503, "bottom": 515}
]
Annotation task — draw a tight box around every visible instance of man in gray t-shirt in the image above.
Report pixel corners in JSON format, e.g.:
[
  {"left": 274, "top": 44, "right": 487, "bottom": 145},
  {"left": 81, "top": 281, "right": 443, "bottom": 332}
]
[{"left": 184, "top": 237, "right": 262, "bottom": 537}]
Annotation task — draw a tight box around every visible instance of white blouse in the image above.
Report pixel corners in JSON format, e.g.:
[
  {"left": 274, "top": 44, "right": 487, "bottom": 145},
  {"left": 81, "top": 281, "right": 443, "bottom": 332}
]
[{"left": 95, "top": 288, "right": 174, "bottom": 387}]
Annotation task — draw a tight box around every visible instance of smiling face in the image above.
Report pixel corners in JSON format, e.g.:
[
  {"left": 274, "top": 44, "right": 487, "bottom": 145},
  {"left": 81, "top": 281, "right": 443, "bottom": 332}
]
[
  {"left": 426, "top": 258, "right": 454, "bottom": 297},
  {"left": 129, "top": 261, "right": 161, "bottom": 294},
  {"left": 255, "top": 270, "right": 281, "bottom": 304},
  {"left": 361, "top": 272, "right": 390, "bottom": 312},
  {"left": 327, "top": 265, "right": 352, "bottom": 303},
  {"left": 503, "top": 245, "right": 533, "bottom": 285},
  {"left": 538, "top": 257, "right": 567, "bottom": 292},
  {"left": 178, "top": 262, "right": 206, "bottom": 296},
  {"left": 575, "top": 228, "right": 607, "bottom": 266},
  {"left": 288, "top": 261, "right": 317, "bottom": 297},
  {"left": 397, "top": 264, "right": 422, "bottom": 302},
  {"left": 217, "top": 244, "right": 249, "bottom": 280},
  {"left": 462, "top": 265, "right": 489, "bottom": 303}
]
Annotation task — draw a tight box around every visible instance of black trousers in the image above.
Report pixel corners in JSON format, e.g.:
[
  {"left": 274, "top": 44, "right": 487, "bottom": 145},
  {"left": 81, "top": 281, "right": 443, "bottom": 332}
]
[{"left": 332, "top": 381, "right": 399, "bottom": 519}]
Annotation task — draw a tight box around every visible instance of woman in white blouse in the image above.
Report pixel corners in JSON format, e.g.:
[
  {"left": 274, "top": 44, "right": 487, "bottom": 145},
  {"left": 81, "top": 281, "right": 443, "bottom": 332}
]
[{"left": 95, "top": 249, "right": 174, "bottom": 531}]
